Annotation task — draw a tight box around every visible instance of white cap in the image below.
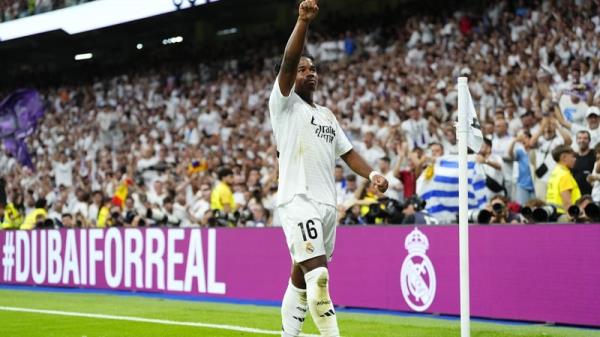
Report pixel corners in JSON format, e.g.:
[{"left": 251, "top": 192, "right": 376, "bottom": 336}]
[
  {"left": 586, "top": 106, "right": 600, "bottom": 118},
  {"left": 436, "top": 80, "right": 447, "bottom": 90},
  {"left": 460, "top": 67, "right": 471, "bottom": 76}
]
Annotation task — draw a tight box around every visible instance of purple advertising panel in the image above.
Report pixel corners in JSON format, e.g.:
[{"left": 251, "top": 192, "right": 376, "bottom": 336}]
[{"left": 0, "top": 225, "right": 599, "bottom": 327}]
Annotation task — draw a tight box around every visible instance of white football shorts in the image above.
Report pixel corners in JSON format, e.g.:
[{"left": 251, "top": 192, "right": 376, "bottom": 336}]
[{"left": 276, "top": 194, "right": 337, "bottom": 263}]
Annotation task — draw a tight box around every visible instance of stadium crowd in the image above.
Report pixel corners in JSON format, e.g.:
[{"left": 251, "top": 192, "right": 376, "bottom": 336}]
[
  {"left": 0, "top": 0, "right": 92, "bottom": 22},
  {"left": 1, "top": 0, "right": 600, "bottom": 229}
]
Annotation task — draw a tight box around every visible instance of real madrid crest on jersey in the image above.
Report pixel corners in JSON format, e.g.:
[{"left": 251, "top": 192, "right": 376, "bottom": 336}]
[{"left": 400, "top": 227, "right": 436, "bottom": 312}]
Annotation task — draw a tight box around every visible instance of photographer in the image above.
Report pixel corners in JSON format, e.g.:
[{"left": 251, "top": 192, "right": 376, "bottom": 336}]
[
  {"left": 486, "top": 195, "right": 521, "bottom": 224},
  {"left": 74, "top": 212, "right": 90, "bottom": 228},
  {"left": 244, "top": 203, "right": 269, "bottom": 227},
  {"left": 340, "top": 204, "right": 367, "bottom": 225},
  {"left": 568, "top": 195, "right": 594, "bottom": 223},
  {"left": 123, "top": 196, "right": 145, "bottom": 227},
  {"left": 61, "top": 213, "right": 74, "bottom": 228},
  {"left": 154, "top": 197, "right": 182, "bottom": 227},
  {"left": 355, "top": 180, "right": 384, "bottom": 224},
  {"left": 401, "top": 196, "right": 438, "bottom": 225}
]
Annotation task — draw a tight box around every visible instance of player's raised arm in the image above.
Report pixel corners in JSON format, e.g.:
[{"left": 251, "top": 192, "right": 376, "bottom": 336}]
[{"left": 277, "top": 0, "right": 319, "bottom": 96}]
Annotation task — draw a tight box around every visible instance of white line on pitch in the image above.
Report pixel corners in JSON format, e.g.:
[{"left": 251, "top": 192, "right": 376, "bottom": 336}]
[{"left": 0, "top": 306, "right": 320, "bottom": 336}]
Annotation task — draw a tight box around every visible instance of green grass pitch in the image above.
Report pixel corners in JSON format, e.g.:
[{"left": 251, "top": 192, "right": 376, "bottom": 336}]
[{"left": 0, "top": 289, "right": 598, "bottom": 337}]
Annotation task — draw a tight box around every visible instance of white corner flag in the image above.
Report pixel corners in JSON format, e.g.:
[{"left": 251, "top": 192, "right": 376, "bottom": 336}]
[
  {"left": 456, "top": 76, "right": 481, "bottom": 337},
  {"left": 464, "top": 80, "right": 483, "bottom": 153}
]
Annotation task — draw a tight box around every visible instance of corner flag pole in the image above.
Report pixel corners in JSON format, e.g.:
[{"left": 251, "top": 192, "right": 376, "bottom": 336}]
[{"left": 457, "top": 76, "right": 471, "bottom": 337}]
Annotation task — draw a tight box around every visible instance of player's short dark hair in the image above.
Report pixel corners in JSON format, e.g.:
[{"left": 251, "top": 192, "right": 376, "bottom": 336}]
[
  {"left": 380, "top": 156, "right": 391, "bottom": 164},
  {"left": 217, "top": 167, "right": 234, "bottom": 180},
  {"left": 335, "top": 164, "right": 343, "bottom": 169},
  {"left": 274, "top": 53, "right": 317, "bottom": 74},
  {"left": 300, "top": 53, "right": 315, "bottom": 62},
  {"left": 346, "top": 174, "right": 357, "bottom": 182}
]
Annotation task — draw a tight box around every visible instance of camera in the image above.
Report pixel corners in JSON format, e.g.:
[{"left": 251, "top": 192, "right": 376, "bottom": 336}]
[
  {"left": 532, "top": 205, "right": 558, "bottom": 223},
  {"left": 234, "top": 209, "right": 253, "bottom": 224},
  {"left": 36, "top": 219, "right": 56, "bottom": 229},
  {"left": 521, "top": 206, "right": 533, "bottom": 221},
  {"left": 209, "top": 209, "right": 237, "bottom": 227},
  {"left": 110, "top": 211, "right": 125, "bottom": 227},
  {"left": 404, "top": 196, "right": 426, "bottom": 212},
  {"left": 521, "top": 204, "right": 558, "bottom": 223},
  {"left": 584, "top": 202, "right": 600, "bottom": 221},
  {"left": 492, "top": 202, "right": 504, "bottom": 214},
  {"left": 364, "top": 202, "right": 388, "bottom": 224},
  {"left": 468, "top": 209, "right": 492, "bottom": 224},
  {"left": 568, "top": 205, "right": 581, "bottom": 218}
]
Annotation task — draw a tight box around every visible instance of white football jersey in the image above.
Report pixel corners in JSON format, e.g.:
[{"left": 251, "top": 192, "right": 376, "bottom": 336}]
[{"left": 269, "top": 79, "right": 353, "bottom": 207}]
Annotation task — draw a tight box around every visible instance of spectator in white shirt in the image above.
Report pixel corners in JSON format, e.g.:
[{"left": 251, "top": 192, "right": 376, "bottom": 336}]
[
  {"left": 52, "top": 153, "right": 75, "bottom": 188},
  {"left": 402, "top": 107, "right": 430, "bottom": 150},
  {"left": 491, "top": 118, "right": 514, "bottom": 199},
  {"left": 378, "top": 157, "right": 403, "bottom": 201},
  {"left": 355, "top": 131, "right": 385, "bottom": 168},
  {"left": 182, "top": 119, "right": 201, "bottom": 146},
  {"left": 556, "top": 106, "right": 600, "bottom": 152},
  {"left": 478, "top": 136, "right": 505, "bottom": 199},
  {"left": 528, "top": 117, "right": 572, "bottom": 200},
  {"left": 87, "top": 190, "right": 103, "bottom": 225}
]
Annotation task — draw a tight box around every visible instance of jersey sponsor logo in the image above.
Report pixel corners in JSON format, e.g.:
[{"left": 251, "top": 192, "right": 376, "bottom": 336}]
[
  {"left": 400, "top": 227, "right": 437, "bottom": 312},
  {"left": 311, "top": 116, "right": 336, "bottom": 143}
]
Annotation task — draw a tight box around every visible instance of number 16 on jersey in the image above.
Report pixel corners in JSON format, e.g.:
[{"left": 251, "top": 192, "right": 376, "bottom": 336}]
[{"left": 298, "top": 220, "right": 318, "bottom": 241}]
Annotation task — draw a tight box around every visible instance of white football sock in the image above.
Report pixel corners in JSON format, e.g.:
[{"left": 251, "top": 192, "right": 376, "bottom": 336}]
[
  {"left": 304, "top": 267, "right": 340, "bottom": 337},
  {"left": 281, "top": 280, "right": 308, "bottom": 337}
]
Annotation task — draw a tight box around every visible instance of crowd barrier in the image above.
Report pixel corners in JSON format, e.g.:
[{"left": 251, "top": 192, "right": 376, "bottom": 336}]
[{"left": 0, "top": 225, "right": 598, "bottom": 327}]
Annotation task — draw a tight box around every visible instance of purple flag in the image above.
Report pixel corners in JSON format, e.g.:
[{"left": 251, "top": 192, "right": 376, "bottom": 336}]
[
  {"left": 3, "top": 138, "right": 33, "bottom": 169},
  {"left": 0, "top": 89, "right": 45, "bottom": 169}
]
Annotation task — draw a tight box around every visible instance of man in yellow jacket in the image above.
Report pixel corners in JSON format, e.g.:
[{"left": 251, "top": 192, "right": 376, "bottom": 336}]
[
  {"left": 210, "top": 167, "right": 236, "bottom": 214},
  {"left": 546, "top": 145, "right": 581, "bottom": 215},
  {"left": 1, "top": 203, "right": 24, "bottom": 229},
  {"left": 20, "top": 199, "right": 48, "bottom": 230}
]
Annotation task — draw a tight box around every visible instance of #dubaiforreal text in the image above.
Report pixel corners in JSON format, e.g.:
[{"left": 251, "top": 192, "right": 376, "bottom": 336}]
[{"left": 3, "top": 228, "right": 226, "bottom": 295}]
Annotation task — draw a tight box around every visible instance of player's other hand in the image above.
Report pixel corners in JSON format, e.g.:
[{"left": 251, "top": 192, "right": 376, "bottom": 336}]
[
  {"left": 299, "top": 0, "right": 319, "bottom": 22},
  {"left": 371, "top": 174, "right": 389, "bottom": 193}
]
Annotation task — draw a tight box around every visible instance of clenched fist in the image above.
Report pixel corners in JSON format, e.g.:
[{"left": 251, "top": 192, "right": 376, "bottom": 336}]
[
  {"left": 371, "top": 174, "right": 389, "bottom": 194},
  {"left": 299, "top": 0, "right": 319, "bottom": 22}
]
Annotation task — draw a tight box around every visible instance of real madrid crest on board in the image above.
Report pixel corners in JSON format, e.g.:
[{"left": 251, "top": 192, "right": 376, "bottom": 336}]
[{"left": 400, "top": 227, "right": 436, "bottom": 312}]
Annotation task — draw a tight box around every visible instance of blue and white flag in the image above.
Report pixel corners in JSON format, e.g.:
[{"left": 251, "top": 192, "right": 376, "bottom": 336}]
[{"left": 417, "top": 155, "right": 487, "bottom": 224}]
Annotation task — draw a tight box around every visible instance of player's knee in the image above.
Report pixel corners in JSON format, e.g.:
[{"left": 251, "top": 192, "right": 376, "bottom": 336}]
[
  {"left": 305, "top": 266, "right": 330, "bottom": 297},
  {"left": 315, "top": 268, "right": 329, "bottom": 288}
]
